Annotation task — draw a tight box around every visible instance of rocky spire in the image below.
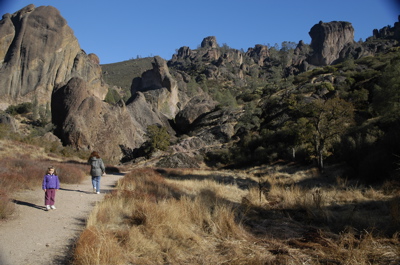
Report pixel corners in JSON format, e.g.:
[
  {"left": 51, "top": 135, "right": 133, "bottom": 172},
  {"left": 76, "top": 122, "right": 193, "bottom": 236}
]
[{"left": 308, "top": 21, "right": 355, "bottom": 66}]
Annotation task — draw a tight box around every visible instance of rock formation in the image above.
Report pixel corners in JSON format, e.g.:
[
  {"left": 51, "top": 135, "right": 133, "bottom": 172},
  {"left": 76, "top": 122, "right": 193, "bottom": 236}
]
[
  {"left": 0, "top": 4, "right": 107, "bottom": 109},
  {"left": 201, "top": 36, "right": 218, "bottom": 49},
  {"left": 2, "top": 4, "right": 398, "bottom": 166},
  {"left": 131, "top": 56, "right": 179, "bottom": 120},
  {"left": 51, "top": 55, "right": 184, "bottom": 162},
  {"left": 245, "top": 44, "right": 269, "bottom": 66},
  {"left": 308, "top": 21, "right": 355, "bottom": 66},
  {"left": 175, "top": 95, "right": 217, "bottom": 133},
  {"left": 51, "top": 77, "right": 143, "bottom": 162}
]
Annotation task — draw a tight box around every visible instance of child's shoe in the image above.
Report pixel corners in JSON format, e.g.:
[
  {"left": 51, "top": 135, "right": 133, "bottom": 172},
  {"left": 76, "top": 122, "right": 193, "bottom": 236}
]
[
  {"left": 50, "top": 205, "right": 56, "bottom": 210},
  {"left": 96, "top": 191, "right": 100, "bottom": 194},
  {"left": 46, "top": 205, "right": 50, "bottom": 211}
]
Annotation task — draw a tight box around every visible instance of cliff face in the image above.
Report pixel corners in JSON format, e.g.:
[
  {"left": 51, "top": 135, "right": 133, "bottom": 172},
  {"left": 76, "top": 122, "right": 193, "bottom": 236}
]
[
  {"left": 51, "top": 77, "right": 147, "bottom": 162},
  {"left": 308, "top": 21, "right": 355, "bottom": 66},
  {"left": 0, "top": 4, "right": 107, "bottom": 109}
]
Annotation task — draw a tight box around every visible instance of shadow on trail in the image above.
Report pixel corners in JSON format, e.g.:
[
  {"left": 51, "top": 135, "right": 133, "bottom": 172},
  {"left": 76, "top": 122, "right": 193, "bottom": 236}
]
[
  {"left": 59, "top": 188, "right": 92, "bottom": 194},
  {"left": 12, "top": 199, "right": 46, "bottom": 211}
]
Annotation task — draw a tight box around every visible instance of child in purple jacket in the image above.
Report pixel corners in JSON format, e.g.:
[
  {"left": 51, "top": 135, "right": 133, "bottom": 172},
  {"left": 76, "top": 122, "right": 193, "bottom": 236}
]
[{"left": 42, "top": 166, "right": 60, "bottom": 211}]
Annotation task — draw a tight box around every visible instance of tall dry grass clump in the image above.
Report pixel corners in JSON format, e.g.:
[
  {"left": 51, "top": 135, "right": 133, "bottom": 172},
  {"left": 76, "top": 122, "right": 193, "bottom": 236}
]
[
  {"left": 74, "top": 168, "right": 274, "bottom": 265},
  {"left": 73, "top": 166, "right": 400, "bottom": 265}
]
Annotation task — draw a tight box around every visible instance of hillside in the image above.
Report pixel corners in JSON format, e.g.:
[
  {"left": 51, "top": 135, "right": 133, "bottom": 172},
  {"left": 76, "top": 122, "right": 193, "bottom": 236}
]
[
  {"left": 99, "top": 29, "right": 400, "bottom": 184},
  {"left": 1, "top": 5, "right": 400, "bottom": 181}
]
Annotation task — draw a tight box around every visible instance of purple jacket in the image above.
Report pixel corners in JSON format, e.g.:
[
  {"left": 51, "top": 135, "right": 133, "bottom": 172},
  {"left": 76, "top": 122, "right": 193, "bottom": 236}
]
[{"left": 42, "top": 174, "right": 60, "bottom": 190}]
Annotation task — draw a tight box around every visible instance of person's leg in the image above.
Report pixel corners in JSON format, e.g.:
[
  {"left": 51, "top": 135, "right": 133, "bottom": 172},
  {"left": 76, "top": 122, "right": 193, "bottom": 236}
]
[
  {"left": 45, "top": 189, "right": 51, "bottom": 205},
  {"left": 92, "top": 176, "right": 96, "bottom": 192},
  {"left": 95, "top": 176, "right": 101, "bottom": 193},
  {"left": 50, "top": 189, "right": 56, "bottom": 209},
  {"left": 45, "top": 189, "right": 53, "bottom": 210}
]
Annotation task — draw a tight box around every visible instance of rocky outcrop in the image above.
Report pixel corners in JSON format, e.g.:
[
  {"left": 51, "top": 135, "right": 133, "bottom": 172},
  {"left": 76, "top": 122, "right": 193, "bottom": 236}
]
[
  {"left": 51, "top": 77, "right": 142, "bottom": 162},
  {"left": 131, "top": 56, "right": 179, "bottom": 120},
  {"left": 201, "top": 36, "right": 218, "bottom": 49},
  {"left": 308, "top": 21, "right": 355, "bottom": 66},
  {"left": 175, "top": 95, "right": 217, "bottom": 133},
  {"left": 245, "top": 45, "right": 269, "bottom": 66},
  {"left": 372, "top": 16, "right": 400, "bottom": 40},
  {"left": 0, "top": 4, "right": 107, "bottom": 109}
]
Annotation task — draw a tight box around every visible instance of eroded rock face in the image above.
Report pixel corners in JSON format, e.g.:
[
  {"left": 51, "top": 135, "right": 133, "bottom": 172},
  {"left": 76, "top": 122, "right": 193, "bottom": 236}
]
[
  {"left": 175, "top": 95, "right": 217, "bottom": 133},
  {"left": 51, "top": 77, "right": 141, "bottom": 162},
  {"left": 50, "top": 61, "right": 176, "bottom": 162},
  {"left": 131, "top": 56, "right": 179, "bottom": 119},
  {"left": 308, "top": 21, "right": 355, "bottom": 66},
  {"left": 0, "top": 4, "right": 107, "bottom": 109},
  {"left": 201, "top": 36, "right": 218, "bottom": 49}
]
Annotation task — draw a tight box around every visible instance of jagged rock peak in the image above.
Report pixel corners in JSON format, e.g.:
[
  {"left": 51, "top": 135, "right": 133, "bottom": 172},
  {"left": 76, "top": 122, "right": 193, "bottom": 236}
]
[
  {"left": 372, "top": 15, "right": 400, "bottom": 40},
  {"left": 201, "top": 36, "right": 218, "bottom": 48},
  {"left": 245, "top": 44, "right": 269, "bottom": 66},
  {"left": 177, "top": 46, "right": 192, "bottom": 58},
  {"left": 309, "top": 21, "right": 354, "bottom": 66},
  {"left": 0, "top": 4, "right": 107, "bottom": 109}
]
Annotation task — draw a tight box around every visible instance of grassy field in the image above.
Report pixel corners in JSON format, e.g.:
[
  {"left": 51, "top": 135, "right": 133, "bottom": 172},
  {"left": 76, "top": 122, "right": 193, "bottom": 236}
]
[{"left": 72, "top": 166, "right": 400, "bottom": 265}]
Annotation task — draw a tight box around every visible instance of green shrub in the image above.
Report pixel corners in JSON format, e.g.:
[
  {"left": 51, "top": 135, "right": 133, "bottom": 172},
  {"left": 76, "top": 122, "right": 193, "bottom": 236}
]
[
  {"left": 143, "top": 125, "right": 170, "bottom": 157},
  {"left": 104, "top": 88, "right": 122, "bottom": 104},
  {"left": 6, "top": 102, "right": 33, "bottom": 115}
]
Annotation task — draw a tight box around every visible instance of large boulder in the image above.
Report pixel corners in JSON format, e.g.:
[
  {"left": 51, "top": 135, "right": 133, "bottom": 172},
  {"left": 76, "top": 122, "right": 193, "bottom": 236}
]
[
  {"left": 52, "top": 77, "right": 140, "bottom": 162},
  {"left": 308, "top": 21, "right": 355, "bottom": 66},
  {"left": 0, "top": 4, "right": 107, "bottom": 109},
  {"left": 175, "top": 95, "right": 217, "bottom": 133}
]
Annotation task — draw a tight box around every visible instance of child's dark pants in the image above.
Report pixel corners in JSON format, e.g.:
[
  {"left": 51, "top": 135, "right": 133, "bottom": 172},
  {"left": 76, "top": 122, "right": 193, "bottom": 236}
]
[{"left": 45, "top": 189, "right": 56, "bottom": 205}]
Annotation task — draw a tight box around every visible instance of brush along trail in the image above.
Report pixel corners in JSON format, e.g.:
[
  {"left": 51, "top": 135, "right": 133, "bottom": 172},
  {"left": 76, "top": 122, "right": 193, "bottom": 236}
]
[{"left": 0, "top": 173, "right": 125, "bottom": 265}]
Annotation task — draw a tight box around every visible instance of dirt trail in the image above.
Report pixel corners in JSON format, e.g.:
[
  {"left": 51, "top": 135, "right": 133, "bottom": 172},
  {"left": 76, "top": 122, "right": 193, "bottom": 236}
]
[{"left": 0, "top": 173, "right": 125, "bottom": 265}]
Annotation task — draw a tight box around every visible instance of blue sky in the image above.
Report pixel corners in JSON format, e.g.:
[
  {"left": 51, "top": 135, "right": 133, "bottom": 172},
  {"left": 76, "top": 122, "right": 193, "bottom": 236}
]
[{"left": 1, "top": 0, "right": 399, "bottom": 64}]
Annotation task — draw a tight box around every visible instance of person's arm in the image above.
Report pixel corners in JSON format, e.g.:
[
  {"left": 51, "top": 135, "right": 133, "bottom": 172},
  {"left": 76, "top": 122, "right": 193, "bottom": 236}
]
[
  {"left": 100, "top": 159, "right": 106, "bottom": 174},
  {"left": 56, "top": 176, "right": 60, "bottom": 189},
  {"left": 42, "top": 176, "right": 47, "bottom": 191}
]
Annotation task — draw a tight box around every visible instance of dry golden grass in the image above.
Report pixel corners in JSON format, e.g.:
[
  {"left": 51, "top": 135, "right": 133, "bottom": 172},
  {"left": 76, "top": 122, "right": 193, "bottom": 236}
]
[{"left": 73, "top": 166, "right": 400, "bottom": 265}]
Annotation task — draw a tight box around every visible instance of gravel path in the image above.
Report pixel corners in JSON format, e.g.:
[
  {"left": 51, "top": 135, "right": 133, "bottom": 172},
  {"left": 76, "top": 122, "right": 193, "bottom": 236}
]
[{"left": 0, "top": 173, "right": 125, "bottom": 265}]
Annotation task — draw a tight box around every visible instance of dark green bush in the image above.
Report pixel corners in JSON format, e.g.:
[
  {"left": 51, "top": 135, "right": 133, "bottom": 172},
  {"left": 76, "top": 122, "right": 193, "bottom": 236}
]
[
  {"left": 142, "top": 125, "right": 171, "bottom": 157},
  {"left": 6, "top": 102, "right": 33, "bottom": 115}
]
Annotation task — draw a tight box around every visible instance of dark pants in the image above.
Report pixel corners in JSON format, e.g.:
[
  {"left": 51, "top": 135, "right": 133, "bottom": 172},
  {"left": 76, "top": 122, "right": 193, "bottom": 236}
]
[{"left": 45, "top": 189, "right": 56, "bottom": 205}]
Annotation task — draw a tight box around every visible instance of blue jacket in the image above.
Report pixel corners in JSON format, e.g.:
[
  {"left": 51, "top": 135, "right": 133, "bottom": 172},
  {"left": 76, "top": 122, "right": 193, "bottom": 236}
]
[{"left": 42, "top": 174, "right": 60, "bottom": 190}]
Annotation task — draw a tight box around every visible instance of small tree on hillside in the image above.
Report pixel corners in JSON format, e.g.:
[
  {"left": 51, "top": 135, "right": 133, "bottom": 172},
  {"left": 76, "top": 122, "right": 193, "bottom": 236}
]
[
  {"left": 293, "top": 97, "right": 355, "bottom": 171},
  {"left": 143, "top": 125, "right": 170, "bottom": 157}
]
